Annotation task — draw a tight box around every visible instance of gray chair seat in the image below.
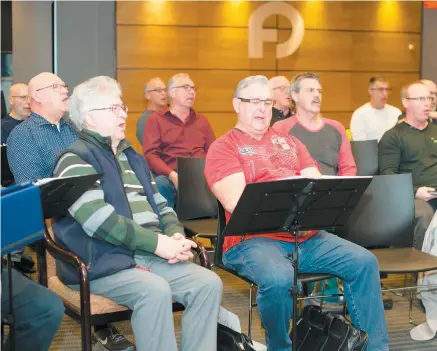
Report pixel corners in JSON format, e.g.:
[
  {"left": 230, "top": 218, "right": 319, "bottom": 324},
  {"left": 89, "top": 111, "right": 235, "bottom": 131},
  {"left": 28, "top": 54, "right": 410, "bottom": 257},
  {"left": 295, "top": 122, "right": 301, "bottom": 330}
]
[{"left": 371, "top": 247, "right": 437, "bottom": 274}]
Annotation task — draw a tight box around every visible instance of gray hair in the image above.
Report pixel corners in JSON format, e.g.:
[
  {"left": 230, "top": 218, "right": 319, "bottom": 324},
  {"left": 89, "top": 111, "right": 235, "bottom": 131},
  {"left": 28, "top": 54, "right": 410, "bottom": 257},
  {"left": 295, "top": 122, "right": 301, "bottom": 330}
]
[
  {"left": 401, "top": 80, "right": 426, "bottom": 100},
  {"left": 144, "top": 77, "right": 165, "bottom": 93},
  {"left": 234, "top": 75, "right": 269, "bottom": 98},
  {"left": 168, "top": 73, "right": 191, "bottom": 91},
  {"left": 68, "top": 76, "right": 122, "bottom": 131},
  {"left": 289, "top": 72, "right": 320, "bottom": 95}
]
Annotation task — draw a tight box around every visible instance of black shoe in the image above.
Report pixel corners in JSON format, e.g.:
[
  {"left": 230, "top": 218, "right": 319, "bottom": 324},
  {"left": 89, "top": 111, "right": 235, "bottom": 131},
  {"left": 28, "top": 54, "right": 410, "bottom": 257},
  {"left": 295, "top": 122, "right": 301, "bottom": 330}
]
[
  {"left": 93, "top": 326, "right": 135, "bottom": 351},
  {"left": 383, "top": 295, "right": 393, "bottom": 310}
]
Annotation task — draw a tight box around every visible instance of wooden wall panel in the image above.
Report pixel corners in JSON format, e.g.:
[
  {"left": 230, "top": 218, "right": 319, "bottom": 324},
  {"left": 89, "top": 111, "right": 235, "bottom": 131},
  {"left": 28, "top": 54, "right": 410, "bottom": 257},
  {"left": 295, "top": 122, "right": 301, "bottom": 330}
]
[{"left": 117, "top": 0, "right": 422, "bottom": 143}]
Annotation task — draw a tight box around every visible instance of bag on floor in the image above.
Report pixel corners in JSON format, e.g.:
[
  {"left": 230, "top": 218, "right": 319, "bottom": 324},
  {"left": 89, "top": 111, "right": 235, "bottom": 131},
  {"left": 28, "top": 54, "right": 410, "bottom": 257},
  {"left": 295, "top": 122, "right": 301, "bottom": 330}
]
[
  {"left": 292, "top": 305, "right": 368, "bottom": 351},
  {"left": 217, "top": 322, "right": 256, "bottom": 351}
]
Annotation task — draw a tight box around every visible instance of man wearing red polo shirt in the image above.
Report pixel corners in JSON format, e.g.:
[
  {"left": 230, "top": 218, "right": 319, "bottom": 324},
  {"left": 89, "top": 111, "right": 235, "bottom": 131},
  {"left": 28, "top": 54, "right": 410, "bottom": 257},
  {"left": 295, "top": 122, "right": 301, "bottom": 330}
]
[
  {"left": 204, "top": 75, "right": 389, "bottom": 351},
  {"left": 143, "top": 73, "right": 215, "bottom": 207}
]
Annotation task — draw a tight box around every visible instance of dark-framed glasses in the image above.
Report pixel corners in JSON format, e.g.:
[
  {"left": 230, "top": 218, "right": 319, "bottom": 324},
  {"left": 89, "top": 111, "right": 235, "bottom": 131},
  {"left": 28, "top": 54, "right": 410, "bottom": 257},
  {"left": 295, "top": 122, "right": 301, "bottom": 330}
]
[
  {"left": 273, "top": 85, "right": 290, "bottom": 93},
  {"left": 237, "top": 97, "right": 273, "bottom": 107},
  {"left": 35, "top": 83, "right": 68, "bottom": 92},
  {"left": 89, "top": 104, "right": 128, "bottom": 115},
  {"left": 146, "top": 87, "right": 166, "bottom": 93},
  {"left": 370, "top": 88, "right": 392, "bottom": 93},
  {"left": 172, "top": 84, "right": 196, "bottom": 92},
  {"left": 405, "top": 96, "right": 435, "bottom": 103}
]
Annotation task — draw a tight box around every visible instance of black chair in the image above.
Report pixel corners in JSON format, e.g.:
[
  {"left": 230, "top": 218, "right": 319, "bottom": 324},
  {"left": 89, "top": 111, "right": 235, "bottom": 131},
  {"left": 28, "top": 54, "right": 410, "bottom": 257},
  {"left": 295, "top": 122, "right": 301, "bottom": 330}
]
[
  {"left": 38, "top": 222, "right": 210, "bottom": 351},
  {"left": 350, "top": 140, "right": 379, "bottom": 176},
  {"left": 215, "top": 201, "right": 339, "bottom": 338},
  {"left": 337, "top": 173, "right": 437, "bottom": 323},
  {"left": 176, "top": 157, "right": 218, "bottom": 246}
]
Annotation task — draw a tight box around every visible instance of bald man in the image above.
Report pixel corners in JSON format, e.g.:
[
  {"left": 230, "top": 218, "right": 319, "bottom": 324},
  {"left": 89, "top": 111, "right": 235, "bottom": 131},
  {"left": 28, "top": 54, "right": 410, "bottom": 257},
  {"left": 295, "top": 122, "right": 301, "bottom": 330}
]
[
  {"left": 269, "top": 76, "right": 291, "bottom": 126},
  {"left": 136, "top": 77, "right": 168, "bottom": 145},
  {"left": 379, "top": 81, "right": 437, "bottom": 249},
  {"left": 7, "top": 72, "right": 77, "bottom": 184},
  {"left": 1, "top": 83, "right": 31, "bottom": 143}
]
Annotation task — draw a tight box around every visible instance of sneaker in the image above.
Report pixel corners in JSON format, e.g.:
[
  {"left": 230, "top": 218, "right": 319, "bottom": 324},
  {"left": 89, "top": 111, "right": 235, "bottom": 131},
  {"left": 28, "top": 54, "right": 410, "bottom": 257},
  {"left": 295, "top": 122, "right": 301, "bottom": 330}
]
[{"left": 93, "top": 326, "right": 135, "bottom": 351}]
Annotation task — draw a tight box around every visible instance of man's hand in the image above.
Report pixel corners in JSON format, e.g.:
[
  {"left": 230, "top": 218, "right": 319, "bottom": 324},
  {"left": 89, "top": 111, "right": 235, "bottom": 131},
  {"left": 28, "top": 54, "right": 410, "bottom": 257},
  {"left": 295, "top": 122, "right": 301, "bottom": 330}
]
[
  {"left": 169, "top": 171, "right": 178, "bottom": 190},
  {"left": 154, "top": 234, "right": 197, "bottom": 261},
  {"left": 415, "top": 186, "right": 437, "bottom": 202}
]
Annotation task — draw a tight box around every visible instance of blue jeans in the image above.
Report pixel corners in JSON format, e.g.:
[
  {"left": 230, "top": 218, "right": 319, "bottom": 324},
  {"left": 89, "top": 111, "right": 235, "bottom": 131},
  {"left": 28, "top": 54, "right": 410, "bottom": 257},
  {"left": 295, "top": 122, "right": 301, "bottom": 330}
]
[
  {"left": 223, "top": 231, "right": 389, "bottom": 351},
  {"left": 1, "top": 269, "right": 65, "bottom": 351},
  {"left": 154, "top": 175, "right": 176, "bottom": 208}
]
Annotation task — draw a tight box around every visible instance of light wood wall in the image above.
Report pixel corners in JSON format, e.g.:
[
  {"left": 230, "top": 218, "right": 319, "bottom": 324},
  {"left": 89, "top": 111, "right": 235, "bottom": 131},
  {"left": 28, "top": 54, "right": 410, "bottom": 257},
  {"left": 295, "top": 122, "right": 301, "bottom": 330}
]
[{"left": 116, "top": 1, "right": 422, "bottom": 151}]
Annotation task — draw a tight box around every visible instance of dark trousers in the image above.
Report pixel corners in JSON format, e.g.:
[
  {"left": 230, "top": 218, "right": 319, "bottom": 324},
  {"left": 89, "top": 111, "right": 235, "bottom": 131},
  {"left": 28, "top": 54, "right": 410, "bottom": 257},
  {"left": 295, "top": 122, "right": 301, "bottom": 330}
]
[
  {"left": 414, "top": 198, "right": 437, "bottom": 250},
  {"left": 1, "top": 269, "right": 64, "bottom": 351}
]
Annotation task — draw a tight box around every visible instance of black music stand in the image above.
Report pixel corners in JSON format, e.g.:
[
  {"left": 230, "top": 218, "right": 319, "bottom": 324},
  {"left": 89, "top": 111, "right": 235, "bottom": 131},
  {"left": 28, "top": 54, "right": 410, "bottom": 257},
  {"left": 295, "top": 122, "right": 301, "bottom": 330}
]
[
  {"left": 222, "top": 176, "right": 372, "bottom": 351},
  {"left": 3, "top": 174, "right": 101, "bottom": 351}
]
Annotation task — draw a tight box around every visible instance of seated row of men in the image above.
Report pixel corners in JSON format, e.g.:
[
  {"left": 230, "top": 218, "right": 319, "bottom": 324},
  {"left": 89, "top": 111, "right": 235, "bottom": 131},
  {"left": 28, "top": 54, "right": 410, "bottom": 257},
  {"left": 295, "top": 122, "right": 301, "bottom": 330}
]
[{"left": 2, "top": 70, "right": 435, "bottom": 351}]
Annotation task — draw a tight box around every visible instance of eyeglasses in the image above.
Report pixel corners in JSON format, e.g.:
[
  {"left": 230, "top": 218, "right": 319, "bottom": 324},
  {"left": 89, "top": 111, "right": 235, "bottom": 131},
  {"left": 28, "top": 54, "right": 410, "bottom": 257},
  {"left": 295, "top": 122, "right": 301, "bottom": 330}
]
[
  {"left": 304, "top": 88, "right": 323, "bottom": 94},
  {"left": 272, "top": 85, "right": 290, "bottom": 93},
  {"left": 11, "top": 95, "right": 29, "bottom": 101},
  {"left": 237, "top": 97, "right": 273, "bottom": 107},
  {"left": 36, "top": 83, "right": 68, "bottom": 92},
  {"left": 89, "top": 104, "right": 128, "bottom": 115},
  {"left": 146, "top": 88, "right": 166, "bottom": 93},
  {"left": 405, "top": 96, "right": 435, "bottom": 103},
  {"left": 370, "top": 88, "right": 392, "bottom": 93},
  {"left": 171, "top": 85, "right": 196, "bottom": 92}
]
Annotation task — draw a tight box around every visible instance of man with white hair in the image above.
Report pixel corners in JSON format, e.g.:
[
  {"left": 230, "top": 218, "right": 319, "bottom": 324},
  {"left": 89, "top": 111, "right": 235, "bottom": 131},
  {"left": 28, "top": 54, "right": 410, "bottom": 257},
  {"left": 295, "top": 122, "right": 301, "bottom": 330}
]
[
  {"left": 268, "top": 76, "right": 291, "bottom": 126},
  {"left": 52, "top": 76, "right": 222, "bottom": 351},
  {"left": 143, "top": 73, "right": 216, "bottom": 207},
  {"left": 7, "top": 72, "right": 134, "bottom": 351},
  {"left": 204, "top": 75, "right": 389, "bottom": 351},
  {"left": 1, "top": 83, "right": 31, "bottom": 143},
  {"left": 136, "top": 77, "right": 167, "bottom": 145}
]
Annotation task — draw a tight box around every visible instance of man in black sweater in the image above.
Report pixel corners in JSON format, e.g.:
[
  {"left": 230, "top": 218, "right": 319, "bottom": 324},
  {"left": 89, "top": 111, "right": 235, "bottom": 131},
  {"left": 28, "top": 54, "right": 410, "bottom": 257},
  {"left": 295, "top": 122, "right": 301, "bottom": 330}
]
[{"left": 379, "top": 81, "right": 437, "bottom": 249}]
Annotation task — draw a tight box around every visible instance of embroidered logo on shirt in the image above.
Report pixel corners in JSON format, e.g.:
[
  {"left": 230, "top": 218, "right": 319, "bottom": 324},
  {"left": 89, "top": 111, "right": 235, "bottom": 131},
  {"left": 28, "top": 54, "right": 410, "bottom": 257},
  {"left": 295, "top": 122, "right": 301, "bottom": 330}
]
[
  {"left": 238, "top": 146, "right": 256, "bottom": 155},
  {"left": 271, "top": 136, "right": 291, "bottom": 150}
]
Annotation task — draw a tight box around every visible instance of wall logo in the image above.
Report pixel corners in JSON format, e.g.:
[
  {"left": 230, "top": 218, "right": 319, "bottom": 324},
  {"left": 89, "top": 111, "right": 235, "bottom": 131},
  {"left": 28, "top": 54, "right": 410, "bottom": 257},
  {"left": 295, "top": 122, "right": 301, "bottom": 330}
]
[{"left": 248, "top": 2, "right": 305, "bottom": 59}]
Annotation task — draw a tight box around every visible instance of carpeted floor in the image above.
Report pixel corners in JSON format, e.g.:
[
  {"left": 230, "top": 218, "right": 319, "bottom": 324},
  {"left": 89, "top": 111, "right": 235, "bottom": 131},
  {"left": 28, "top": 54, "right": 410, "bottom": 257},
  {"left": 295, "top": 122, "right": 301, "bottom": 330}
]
[{"left": 47, "top": 268, "right": 437, "bottom": 350}]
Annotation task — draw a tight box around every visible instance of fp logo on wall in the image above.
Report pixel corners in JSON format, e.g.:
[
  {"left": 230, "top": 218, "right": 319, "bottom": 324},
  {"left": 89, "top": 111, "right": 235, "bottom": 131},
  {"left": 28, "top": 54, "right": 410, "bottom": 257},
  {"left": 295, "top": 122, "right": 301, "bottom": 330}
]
[{"left": 248, "top": 2, "right": 305, "bottom": 59}]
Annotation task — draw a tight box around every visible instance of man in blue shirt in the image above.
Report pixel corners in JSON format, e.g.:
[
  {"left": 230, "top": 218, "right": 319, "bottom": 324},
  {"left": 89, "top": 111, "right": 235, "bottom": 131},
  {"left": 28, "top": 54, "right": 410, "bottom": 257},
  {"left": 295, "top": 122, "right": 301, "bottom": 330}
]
[
  {"left": 7, "top": 72, "right": 134, "bottom": 351},
  {"left": 1, "top": 83, "right": 31, "bottom": 144}
]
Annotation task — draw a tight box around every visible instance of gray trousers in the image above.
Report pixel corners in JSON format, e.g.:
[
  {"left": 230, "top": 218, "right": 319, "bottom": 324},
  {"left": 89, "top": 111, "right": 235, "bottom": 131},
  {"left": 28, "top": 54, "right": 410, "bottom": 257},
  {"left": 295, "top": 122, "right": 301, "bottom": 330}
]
[
  {"left": 415, "top": 199, "right": 437, "bottom": 250},
  {"left": 87, "top": 255, "right": 223, "bottom": 351}
]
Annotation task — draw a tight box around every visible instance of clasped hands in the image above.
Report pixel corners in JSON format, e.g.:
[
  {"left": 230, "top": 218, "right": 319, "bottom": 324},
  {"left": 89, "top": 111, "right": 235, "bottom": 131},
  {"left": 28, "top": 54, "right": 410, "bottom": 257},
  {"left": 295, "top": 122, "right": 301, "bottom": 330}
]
[{"left": 154, "top": 232, "right": 197, "bottom": 264}]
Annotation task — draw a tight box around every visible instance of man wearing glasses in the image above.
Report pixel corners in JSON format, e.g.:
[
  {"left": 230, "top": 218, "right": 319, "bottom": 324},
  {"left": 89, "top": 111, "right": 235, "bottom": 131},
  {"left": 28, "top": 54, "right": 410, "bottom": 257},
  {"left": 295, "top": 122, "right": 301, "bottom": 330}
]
[
  {"left": 379, "top": 81, "right": 437, "bottom": 250},
  {"left": 350, "top": 77, "right": 402, "bottom": 142},
  {"left": 273, "top": 72, "right": 356, "bottom": 176},
  {"left": 136, "top": 77, "right": 168, "bottom": 145},
  {"left": 1, "top": 83, "right": 31, "bottom": 144},
  {"left": 204, "top": 75, "right": 389, "bottom": 351},
  {"left": 268, "top": 76, "right": 292, "bottom": 126},
  {"left": 143, "top": 73, "right": 216, "bottom": 208},
  {"left": 7, "top": 72, "right": 135, "bottom": 351}
]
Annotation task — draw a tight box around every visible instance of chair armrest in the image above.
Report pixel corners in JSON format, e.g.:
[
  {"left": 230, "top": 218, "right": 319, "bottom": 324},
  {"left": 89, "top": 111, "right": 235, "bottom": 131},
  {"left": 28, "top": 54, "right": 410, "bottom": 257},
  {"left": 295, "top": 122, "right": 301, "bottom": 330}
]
[
  {"left": 190, "top": 239, "right": 211, "bottom": 269},
  {"left": 43, "top": 230, "right": 86, "bottom": 271}
]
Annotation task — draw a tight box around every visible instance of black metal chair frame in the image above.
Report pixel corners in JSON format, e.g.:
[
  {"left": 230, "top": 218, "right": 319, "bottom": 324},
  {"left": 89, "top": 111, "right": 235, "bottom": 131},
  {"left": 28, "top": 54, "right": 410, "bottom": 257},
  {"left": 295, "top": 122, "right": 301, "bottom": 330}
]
[{"left": 38, "top": 221, "right": 211, "bottom": 351}]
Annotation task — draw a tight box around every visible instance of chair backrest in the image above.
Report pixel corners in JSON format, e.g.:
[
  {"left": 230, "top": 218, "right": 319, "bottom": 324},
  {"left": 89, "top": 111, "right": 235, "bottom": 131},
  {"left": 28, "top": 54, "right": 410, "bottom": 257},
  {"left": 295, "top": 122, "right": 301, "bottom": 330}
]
[
  {"left": 350, "top": 140, "right": 379, "bottom": 176},
  {"left": 176, "top": 157, "right": 218, "bottom": 221},
  {"left": 215, "top": 200, "right": 227, "bottom": 267},
  {"left": 336, "top": 174, "right": 414, "bottom": 248}
]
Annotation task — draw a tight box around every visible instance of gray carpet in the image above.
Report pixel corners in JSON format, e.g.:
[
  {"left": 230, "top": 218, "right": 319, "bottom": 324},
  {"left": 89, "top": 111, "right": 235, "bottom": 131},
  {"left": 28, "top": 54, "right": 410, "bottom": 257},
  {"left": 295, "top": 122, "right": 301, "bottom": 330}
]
[{"left": 48, "top": 269, "right": 437, "bottom": 350}]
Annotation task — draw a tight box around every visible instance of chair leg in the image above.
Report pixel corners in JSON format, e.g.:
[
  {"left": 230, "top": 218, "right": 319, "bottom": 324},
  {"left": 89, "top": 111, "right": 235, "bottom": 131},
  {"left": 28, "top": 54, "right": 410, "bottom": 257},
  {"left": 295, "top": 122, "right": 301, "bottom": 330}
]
[
  {"left": 248, "top": 284, "right": 254, "bottom": 339},
  {"left": 409, "top": 273, "right": 418, "bottom": 325},
  {"left": 319, "top": 280, "right": 327, "bottom": 309},
  {"left": 79, "top": 266, "right": 92, "bottom": 351}
]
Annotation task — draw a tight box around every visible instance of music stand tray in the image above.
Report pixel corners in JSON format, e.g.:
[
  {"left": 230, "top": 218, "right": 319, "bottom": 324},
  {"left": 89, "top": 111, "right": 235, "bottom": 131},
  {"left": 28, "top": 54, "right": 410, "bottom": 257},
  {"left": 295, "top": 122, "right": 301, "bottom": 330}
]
[{"left": 222, "top": 176, "right": 372, "bottom": 351}]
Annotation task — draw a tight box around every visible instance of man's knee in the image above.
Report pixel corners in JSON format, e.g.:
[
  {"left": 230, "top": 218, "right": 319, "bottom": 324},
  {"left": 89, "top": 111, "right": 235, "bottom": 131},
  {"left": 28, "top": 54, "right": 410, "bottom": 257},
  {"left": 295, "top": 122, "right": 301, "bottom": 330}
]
[
  {"left": 194, "top": 268, "right": 223, "bottom": 298},
  {"left": 35, "top": 289, "right": 65, "bottom": 329},
  {"left": 257, "top": 271, "right": 293, "bottom": 296}
]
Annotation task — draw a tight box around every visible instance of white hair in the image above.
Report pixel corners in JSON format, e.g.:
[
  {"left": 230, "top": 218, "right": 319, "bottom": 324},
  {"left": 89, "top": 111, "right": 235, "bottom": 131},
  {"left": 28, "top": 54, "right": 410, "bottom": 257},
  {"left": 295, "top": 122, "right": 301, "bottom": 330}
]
[
  {"left": 168, "top": 73, "right": 191, "bottom": 91},
  {"left": 68, "top": 76, "right": 122, "bottom": 131},
  {"left": 234, "top": 75, "right": 269, "bottom": 98}
]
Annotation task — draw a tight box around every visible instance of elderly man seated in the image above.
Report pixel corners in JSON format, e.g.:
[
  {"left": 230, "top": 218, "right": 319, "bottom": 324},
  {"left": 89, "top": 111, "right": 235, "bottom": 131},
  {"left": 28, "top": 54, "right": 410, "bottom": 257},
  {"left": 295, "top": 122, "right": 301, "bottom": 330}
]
[
  {"left": 51, "top": 76, "right": 222, "bottom": 351},
  {"left": 204, "top": 75, "right": 389, "bottom": 351}
]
